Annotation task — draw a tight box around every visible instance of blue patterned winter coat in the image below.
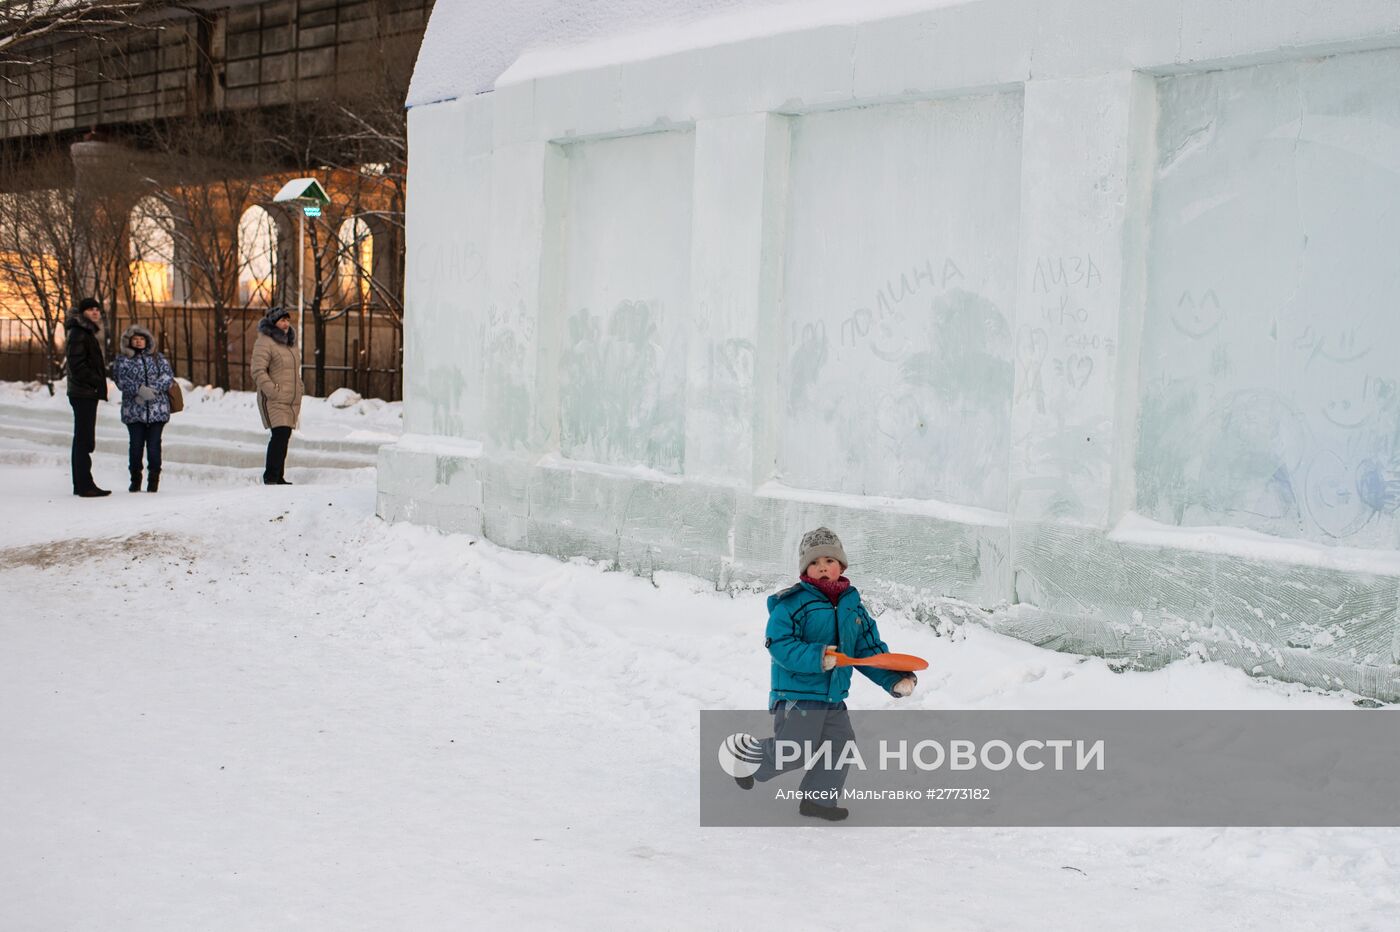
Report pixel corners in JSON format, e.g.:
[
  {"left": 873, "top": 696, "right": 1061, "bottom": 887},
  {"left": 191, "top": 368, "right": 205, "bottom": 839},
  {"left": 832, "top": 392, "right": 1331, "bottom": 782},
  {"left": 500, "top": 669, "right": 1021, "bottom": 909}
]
[
  {"left": 765, "top": 580, "right": 907, "bottom": 709},
  {"left": 111, "top": 325, "right": 174, "bottom": 424}
]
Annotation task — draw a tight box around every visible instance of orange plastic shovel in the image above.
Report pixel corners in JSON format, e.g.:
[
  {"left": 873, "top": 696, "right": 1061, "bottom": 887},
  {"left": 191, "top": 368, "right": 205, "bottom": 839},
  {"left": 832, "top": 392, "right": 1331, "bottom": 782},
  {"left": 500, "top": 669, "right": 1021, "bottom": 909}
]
[{"left": 826, "top": 649, "right": 928, "bottom": 672}]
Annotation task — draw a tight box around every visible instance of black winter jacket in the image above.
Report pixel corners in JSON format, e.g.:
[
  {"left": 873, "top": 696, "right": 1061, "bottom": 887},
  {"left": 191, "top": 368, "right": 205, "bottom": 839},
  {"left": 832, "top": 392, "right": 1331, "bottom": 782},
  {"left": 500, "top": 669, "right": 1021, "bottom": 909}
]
[{"left": 65, "top": 314, "right": 108, "bottom": 400}]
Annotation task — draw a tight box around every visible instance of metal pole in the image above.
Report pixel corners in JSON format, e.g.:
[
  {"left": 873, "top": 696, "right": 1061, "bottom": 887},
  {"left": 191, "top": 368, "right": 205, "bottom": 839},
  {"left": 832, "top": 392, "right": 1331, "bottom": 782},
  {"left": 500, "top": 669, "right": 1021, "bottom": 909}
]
[{"left": 297, "top": 210, "right": 306, "bottom": 387}]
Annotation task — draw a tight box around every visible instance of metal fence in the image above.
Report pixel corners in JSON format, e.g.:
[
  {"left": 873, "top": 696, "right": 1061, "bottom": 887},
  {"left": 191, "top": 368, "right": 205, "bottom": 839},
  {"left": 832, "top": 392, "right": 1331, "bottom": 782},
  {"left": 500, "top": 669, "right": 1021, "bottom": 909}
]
[
  {"left": 0, "top": 318, "right": 54, "bottom": 384},
  {"left": 0, "top": 304, "right": 403, "bottom": 400}
]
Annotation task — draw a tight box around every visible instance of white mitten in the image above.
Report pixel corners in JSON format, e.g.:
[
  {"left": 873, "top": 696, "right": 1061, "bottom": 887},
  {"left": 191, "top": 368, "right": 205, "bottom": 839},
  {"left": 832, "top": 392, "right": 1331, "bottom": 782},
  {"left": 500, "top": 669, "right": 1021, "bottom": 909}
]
[
  {"left": 821, "top": 647, "right": 837, "bottom": 672},
  {"left": 892, "top": 676, "right": 916, "bottom": 698}
]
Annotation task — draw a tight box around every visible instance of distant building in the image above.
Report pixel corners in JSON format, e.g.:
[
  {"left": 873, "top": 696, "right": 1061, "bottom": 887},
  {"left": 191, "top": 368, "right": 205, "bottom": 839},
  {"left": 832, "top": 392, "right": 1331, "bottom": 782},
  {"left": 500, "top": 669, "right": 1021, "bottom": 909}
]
[{"left": 0, "top": 0, "right": 430, "bottom": 399}]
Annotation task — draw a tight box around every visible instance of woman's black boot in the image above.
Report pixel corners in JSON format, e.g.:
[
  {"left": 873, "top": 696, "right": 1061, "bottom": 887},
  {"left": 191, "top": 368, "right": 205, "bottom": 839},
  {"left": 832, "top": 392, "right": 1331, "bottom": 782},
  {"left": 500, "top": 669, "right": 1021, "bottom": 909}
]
[{"left": 129, "top": 470, "right": 142, "bottom": 492}]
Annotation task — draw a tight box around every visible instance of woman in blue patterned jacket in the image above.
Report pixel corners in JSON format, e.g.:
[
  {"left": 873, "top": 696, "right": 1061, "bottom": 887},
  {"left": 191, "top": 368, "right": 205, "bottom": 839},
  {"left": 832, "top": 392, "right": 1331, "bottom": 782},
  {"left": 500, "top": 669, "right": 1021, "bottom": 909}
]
[{"left": 111, "top": 324, "right": 174, "bottom": 493}]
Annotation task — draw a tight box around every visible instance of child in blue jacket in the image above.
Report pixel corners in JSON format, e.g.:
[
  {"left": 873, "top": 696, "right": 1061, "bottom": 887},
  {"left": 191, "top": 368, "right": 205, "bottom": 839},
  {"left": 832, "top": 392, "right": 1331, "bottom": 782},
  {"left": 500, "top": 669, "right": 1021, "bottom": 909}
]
[
  {"left": 739, "top": 527, "right": 916, "bottom": 821},
  {"left": 111, "top": 324, "right": 174, "bottom": 493}
]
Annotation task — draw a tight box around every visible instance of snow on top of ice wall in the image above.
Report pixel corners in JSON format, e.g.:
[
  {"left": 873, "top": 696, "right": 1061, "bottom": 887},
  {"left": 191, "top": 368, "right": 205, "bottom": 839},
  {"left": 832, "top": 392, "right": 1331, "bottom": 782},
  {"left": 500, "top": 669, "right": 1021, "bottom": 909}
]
[{"left": 406, "top": 0, "right": 964, "bottom": 107}]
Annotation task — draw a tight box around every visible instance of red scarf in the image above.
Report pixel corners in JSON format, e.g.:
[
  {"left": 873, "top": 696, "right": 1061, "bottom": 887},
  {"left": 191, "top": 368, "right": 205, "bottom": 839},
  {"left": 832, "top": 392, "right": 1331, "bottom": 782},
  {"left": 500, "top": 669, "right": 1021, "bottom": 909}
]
[{"left": 803, "top": 575, "right": 850, "bottom": 605}]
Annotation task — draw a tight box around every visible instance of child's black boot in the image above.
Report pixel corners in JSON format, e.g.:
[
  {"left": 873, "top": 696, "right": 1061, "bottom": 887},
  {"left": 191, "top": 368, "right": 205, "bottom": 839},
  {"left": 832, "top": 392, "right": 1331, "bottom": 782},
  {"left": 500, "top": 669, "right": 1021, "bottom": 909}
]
[{"left": 798, "top": 799, "right": 849, "bottom": 822}]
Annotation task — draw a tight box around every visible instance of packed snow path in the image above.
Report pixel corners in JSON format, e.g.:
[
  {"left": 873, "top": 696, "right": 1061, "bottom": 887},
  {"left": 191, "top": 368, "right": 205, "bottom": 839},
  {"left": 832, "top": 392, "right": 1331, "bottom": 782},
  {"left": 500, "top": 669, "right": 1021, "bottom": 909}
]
[
  {"left": 2, "top": 431, "right": 1398, "bottom": 928},
  {"left": 0, "top": 380, "right": 399, "bottom": 473}
]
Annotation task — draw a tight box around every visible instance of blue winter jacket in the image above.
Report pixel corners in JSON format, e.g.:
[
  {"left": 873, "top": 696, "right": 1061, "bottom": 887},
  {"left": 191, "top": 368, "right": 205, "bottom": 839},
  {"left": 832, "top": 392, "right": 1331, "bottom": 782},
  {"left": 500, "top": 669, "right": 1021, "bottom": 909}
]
[
  {"left": 111, "top": 325, "right": 174, "bottom": 425},
  {"left": 766, "top": 581, "right": 906, "bottom": 709}
]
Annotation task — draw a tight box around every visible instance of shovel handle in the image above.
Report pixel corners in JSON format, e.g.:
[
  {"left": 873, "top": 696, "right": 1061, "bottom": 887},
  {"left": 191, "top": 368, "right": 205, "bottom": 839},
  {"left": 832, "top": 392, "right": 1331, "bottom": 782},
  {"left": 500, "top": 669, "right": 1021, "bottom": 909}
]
[{"left": 826, "top": 649, "right": 929, "bottom": 672}]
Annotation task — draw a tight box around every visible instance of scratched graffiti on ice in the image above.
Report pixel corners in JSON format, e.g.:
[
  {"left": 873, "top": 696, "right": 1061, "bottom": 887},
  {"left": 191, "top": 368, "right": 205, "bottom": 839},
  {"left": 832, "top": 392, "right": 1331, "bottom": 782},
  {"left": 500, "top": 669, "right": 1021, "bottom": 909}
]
[
  {"left": 782, "top": 284, "right": 1013, "bottom": 508},
  {"left": 1139, "top": 53, "right": 1400, "bottom": 547},
  {"left": 560, "top": 300, "right": 685, "bottom": 474}
]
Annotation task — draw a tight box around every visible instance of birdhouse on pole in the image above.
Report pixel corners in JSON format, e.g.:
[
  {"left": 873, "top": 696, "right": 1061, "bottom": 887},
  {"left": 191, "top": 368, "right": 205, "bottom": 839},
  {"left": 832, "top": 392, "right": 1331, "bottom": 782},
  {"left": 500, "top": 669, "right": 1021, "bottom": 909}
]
[{"left": 273, "top": 178, "right": 331, "bottom": 217}]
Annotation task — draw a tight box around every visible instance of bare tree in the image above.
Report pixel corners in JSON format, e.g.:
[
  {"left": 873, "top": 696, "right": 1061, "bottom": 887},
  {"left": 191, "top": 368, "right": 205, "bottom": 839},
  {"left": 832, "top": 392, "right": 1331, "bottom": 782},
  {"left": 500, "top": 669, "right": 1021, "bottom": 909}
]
[
  {"left": 278, "top": 167, "right": 398, "bottom": 396},
  {"left": 0, "top": 139, "right": 131, "bottom": 390},
  {"left": 0, "top": 182, "right": 78, "bottom": 388},
  {"left": 131, "top": 115, "right": 286, "bottom": 390},
  {"left": 254, "top": 1, "right": 415, "bottom": 395},
  {"left": 2, "top": 1, "right": 149, "bottom": 44},
  {"left": 0, "top": 1, "right": 164, "bottom": 76}
]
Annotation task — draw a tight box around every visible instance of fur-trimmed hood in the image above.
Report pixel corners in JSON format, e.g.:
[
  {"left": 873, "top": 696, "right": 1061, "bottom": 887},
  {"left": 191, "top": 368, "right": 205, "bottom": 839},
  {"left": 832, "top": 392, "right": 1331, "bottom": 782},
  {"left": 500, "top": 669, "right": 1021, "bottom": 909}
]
[
  {"left": 66, "top": 313, "right": 100, "bottom": 334},
  {"left": 119, "top": 324, "right": 157, "bottom": 357},
  {"left": 257, "top": 312, "right": 295, "bottom": 346}
]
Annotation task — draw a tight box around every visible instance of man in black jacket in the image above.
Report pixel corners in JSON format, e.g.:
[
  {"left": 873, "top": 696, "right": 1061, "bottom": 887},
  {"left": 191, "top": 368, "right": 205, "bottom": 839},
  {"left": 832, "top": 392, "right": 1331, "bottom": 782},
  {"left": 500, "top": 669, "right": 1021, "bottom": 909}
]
[{"left": 66, "top": 297, "right": 110, "bottom": 497}]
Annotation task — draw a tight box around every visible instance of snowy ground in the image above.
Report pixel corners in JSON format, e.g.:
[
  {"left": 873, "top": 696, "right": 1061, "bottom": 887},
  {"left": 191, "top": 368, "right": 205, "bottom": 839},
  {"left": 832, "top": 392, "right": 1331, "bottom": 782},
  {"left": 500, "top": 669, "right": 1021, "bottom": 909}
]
[
  {"left": 2, "top": 385, "right": 1398, "bottom": 930},
  {"left": 0, "top": 378, "right": 403, "bottom": 444}
]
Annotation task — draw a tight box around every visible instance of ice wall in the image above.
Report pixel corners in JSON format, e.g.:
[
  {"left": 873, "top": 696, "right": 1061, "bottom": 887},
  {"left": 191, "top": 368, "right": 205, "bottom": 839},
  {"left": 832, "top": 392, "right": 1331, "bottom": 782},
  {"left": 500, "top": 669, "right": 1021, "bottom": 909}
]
[
  {"left": 780, "top": 95, "right": 1022, "bottom": 508},
  {"left": 383, "top": 0, "right": 1400, "bottom": 699},
  {"left": 400, "top": 103, "right": 490, "bottom": 442},
  {"left": 557, "top": 131, "right": 694, "bottom": 473},
  {"left": 1140, "top": 48, "right": 1400, "bottom": 550}
]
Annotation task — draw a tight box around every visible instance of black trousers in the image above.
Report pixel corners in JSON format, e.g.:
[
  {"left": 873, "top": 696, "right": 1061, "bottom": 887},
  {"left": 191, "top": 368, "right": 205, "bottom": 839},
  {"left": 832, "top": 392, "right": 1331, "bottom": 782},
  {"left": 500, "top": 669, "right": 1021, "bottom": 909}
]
[
  {"left": 264, "top": 426, "right": 292, "bottom": 482},
  {"left": 752, "top": 700, "right": 857, "bottom": 806},
  {"left": 69, "top": 397, "right": 98, "bottom": 493},
  {"left": 127, "top": 421, "right": 165, "bottom": 474}
]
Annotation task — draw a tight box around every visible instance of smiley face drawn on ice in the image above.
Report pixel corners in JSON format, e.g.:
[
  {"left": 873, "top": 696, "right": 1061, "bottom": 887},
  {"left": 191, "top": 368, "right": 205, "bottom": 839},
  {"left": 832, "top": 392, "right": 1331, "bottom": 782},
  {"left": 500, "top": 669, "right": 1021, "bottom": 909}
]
[
  {"left": 1321, "top": 375, "right": 1397, "bottom": 430},
  {"left": 1171, "top": 289, "right": 1224, "bottom": 338}
]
